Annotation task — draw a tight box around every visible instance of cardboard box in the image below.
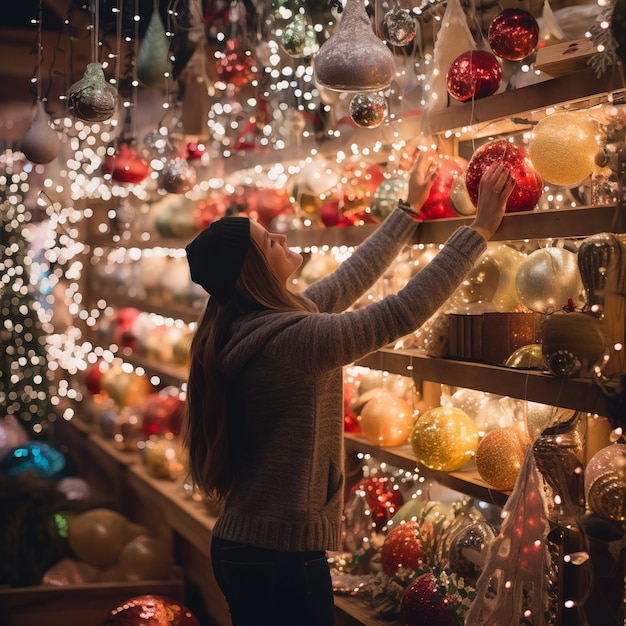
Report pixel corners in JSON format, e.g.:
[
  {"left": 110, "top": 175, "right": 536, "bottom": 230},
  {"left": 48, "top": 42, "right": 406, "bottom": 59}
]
[
  {"left": 0, "top": 579, "right": 186, "bottom": 626},
  {"left": 534, "top": 39, "right": 596, "bottom": 77}
]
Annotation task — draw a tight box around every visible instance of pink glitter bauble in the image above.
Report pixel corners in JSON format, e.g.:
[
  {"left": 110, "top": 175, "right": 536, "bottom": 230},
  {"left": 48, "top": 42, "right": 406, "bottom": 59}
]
[
  {"left": 447, "top": 50, "right": 502, "bottom": 102},
  {"left": 465, "top": 140, "right": 543, "bottom": 213}
]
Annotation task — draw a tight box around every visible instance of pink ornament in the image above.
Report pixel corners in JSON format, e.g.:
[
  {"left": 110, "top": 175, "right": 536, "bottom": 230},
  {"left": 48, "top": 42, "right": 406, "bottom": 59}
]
[
  {"left": 421, "top": 154, "right": 468, "bottom": 220},
  {"left": 465, "top": 140, "right": 543, "bottom": 213},
  {"left": 488, "top": 9, "right": 539, "bottom": 61},
  {"left": 447, "top": 50, "right": 502, "bottom": 102}
]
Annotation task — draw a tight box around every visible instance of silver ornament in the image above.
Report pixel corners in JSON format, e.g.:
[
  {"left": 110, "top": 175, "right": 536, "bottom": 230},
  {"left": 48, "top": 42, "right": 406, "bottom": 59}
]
[{"left": 382, "top": 6, "right": 417, "bottom": 47}]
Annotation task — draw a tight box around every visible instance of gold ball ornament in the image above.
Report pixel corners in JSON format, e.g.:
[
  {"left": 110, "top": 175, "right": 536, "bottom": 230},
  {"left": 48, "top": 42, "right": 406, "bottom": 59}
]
[
  {"left": 504, "top": 343, "right": 544, "bottom": 369},
  {"left": 410, "top": 406, "right": 479, "bottom": 471},
  {"left": 475, "top": 426, "right": 528, "bottom": 490},
  {"left": 142, "top": 436, "right": 186, "bottom": 480},
  {"left": 100, "top": 365, "right": 152, "bottom": 407},
  {"left": 528, "top": 112, "right": 599, "bottom": 186},
  {"left": 584, "top": 443, "right": 626, "bottom": 521},
  {"left": 358, "top": 394, "right": 415, "bottom": 447}
]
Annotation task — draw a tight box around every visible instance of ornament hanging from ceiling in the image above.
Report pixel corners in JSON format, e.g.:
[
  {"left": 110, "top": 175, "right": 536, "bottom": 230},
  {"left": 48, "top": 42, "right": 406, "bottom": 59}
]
[
  {"left": 488, "top": 9, "right": 539, "bottom": 61},
  {"left": 281, "top": 11, "right": 319, "bottom": 58},
  {"left": 20, "top": 100, "right": 62, "bottom": 164},
  {"left": 314, "top": 0, "right": 396, "bottom": 92},
  {"left": 382, "top": 3, "right": 417, "bottom": 47},
  {"left": 160, "top": 156, "right": 197, "bottom": 194},
  {"left": 137, "top": 5, "right": 172, "bottom": 89},
  {"left": 349, "top": 92, "right": 388, "bottom": 128},
  {"left": 103, "top": 140, "right": 150, "bottom": 184},
  {"left": 68, "top": 62, "right": 118, "bottom": 122}
]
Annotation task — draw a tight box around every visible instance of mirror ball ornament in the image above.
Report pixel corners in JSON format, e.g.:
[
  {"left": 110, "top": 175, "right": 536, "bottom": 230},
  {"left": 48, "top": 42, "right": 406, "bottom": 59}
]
[
  {"left": 68, "top": 62, "right": 118, "bottom": 122},
  {"left": 488, "top": 9, "right": 539, "bottom": 61},
  {"left": 584, "top": 443, "right": 626, "bottom": 521},
  {"left": 349, "top": 92, "right": 388, "bottom": 128},
  {"left": 400, "top": 572, "right": 457, "bottom": 626},
  {"left": 381, "top": 520, "right": 425, "bottom": 576},
  {"left": 410, "top": 406, "right": 480, "bottom": 471},
  {"left": 382, "top": 6, "right": 417, "bottom": 46},
  {"left": 528, "top": 113, "right": 599, "bottom": 186},
  {"left": 465, "top": 140, "right": 543, "bottom": 213},
  {"left": 446, "top": 50, "right": 502, "bottom": 103},
  {"left": 515, "top": 247, "right": 584, "bottom": 314},
  {"left": 104, "top": 595, "right": 200, "bottom": 626}
]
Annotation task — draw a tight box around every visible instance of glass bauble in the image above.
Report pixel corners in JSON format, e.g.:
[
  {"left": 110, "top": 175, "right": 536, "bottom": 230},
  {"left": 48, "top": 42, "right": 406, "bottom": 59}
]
[
  {"left": 488, "top": 9, "right": 539, "bottom": 61},
  {"left": 475, "top": 426, "right": 527, "bottom": 490},
  {"left": 349, "top": 92, "right": 388, "bottom": 128},
  {"left": 105, "top": 142, "right": 150, "bottom": 184},
  {"left": 541, "top": 311, "right": 609, "bottom": 377},
  {"left": 382, "top": 6, "right": 417, "bottom": 46},
  {"left": 465, "top": 140, "right": 543, "bottom": 213},
  {"left": 515, "top": 247, "right": 584, "bottom": 313},
  {"left": 381, "top": 520, "right": 425, "bottom": 576},
  {"left": 400, "top": 573, "right": 457, "bottom": 626},
  {"left": 504, "top": 343, "right": 544, "bottom": 369},
  {"left": 584, "top": 443, "right": 626, "bottom": 521},
  {"left": 421, "top": 154, "right": 468, "bottom": 220},
  {"left": 370, "top": 177, "right": 408, "bottom": 222},
  {"left": 0, "top": 441, "right": 67, "bottom": 479},
  {"left": 447, "top": 519, "right": 496, "bottom": 581},
  {"left": 142, "top": 436, "right": 185, "bottom": 480},
  {"left": 447, "top": 50, "right": 502, "bottom": 102},
  {"left": 528, "top": 113, "right": 599, "bottom": 186},
  {"left": 281, "top": 13, "right": 319, "bottom": 58},
  {"left": 104, "top": 595, "right": 200, "bottom": 626},
  {"left": 448, "top": 388, "right": 493, "bottom": 419},
  {"left": 358, "top": 394, "right": 415, "bottom": 447},
  {"left": 67, "top": 508, "right": 132, "bottom": 569},
  {"left": 160, "top": 156, "right": 197, "bottom": 194},
  {"left": 410, "top": 406, "right": 479, "bottom": 471}
]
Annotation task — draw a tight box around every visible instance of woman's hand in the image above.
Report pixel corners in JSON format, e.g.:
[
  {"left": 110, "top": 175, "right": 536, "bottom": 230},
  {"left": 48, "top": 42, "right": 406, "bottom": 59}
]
[
  {"left": 469, "top": 162, "right": 514, "bottom": 241},
  {"left": 405, "top": 149, "right": 439, "bottom": 213}
]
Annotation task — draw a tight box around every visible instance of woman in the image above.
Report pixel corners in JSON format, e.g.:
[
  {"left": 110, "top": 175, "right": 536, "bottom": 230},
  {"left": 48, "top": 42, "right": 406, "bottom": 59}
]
[{"left": 183, "top": 155, "right": 514, "bottom": 626}]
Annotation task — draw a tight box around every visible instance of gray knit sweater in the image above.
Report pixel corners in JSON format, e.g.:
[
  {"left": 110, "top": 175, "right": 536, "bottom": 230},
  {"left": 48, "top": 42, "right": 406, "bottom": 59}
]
[{"left": 212, "top": 208, "right": 486, "bottom": 552}]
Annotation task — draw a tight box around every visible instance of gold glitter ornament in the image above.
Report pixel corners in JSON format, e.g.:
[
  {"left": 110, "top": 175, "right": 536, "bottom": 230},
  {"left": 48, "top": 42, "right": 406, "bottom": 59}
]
[
  {"left": 314, "top": 0, "right": 396, "bottom": 92},
  {"left": 584, "top": 443, "right": 626, "bottom": 521},
  {"left": 349, "top": 92, "right": 388, "bottom": 129},
  {"left": 410, "top": 406, "right": 479, "bottom": 471},
  {"left": 475, "top": 426, "right": 528, "bottom": 490},
  {"left": 528, "top": 112, "right": 599, "bottom": 186}
]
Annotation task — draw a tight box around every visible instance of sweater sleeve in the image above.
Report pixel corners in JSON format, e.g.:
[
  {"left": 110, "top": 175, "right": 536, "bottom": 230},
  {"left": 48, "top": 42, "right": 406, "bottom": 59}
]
[
  {"left": 269, "top": 225, "right": 487, "bottom": 372},
  {"left": 301, "top": 207, "right": 418, "bottom": 313}
]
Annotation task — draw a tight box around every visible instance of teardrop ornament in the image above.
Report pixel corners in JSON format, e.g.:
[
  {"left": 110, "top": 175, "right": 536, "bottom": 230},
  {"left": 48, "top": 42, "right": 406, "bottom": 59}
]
[
  {"left": 68, "top": 63, "right": 118, "bottom": 122},
  {"left": 19, "top": 100, "right": 62, "bottom": 164},
  {"left": 137, "top": 9, "right": 172, "bottom": 88}
]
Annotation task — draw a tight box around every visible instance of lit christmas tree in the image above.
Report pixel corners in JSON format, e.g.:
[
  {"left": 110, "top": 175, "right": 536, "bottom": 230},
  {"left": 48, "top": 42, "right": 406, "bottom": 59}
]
[{"left": 0, "top": 150, "right": 56, "bottom": 437}]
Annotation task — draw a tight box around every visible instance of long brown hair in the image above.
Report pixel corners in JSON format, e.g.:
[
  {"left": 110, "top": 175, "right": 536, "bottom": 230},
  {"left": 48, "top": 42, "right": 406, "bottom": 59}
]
[{"left": 183, "top": 236, "right": 317, "bottom": 500}]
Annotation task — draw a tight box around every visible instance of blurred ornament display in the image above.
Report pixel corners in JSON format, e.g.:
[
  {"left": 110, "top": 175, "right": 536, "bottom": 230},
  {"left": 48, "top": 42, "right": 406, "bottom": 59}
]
[
  {"left": 488, "top": 9, "right": 539, "bottom": 61},
  {"left": 0, "top": 441, "right": 67, "bottom": 479},
  {"left": 446, "top": 50, "right": 502, "bottom": 102},
  {"left": 104, "top": 595, "right": 200, "bottom": 626},
  {"left": 67, "top": 62, "right": 118, "bottom": 122},
  {"left": 349, "top": 93, "right": 388, "bottom": 128}
]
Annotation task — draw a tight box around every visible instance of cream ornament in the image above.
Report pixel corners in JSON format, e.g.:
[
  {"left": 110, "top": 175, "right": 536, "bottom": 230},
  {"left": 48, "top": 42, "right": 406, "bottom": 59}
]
[
  {"left": 19, "top": 100, "right": 62, "bottom": 164},
  {"left": 314, "top": 0, "right": 396, "bottom": 92}
]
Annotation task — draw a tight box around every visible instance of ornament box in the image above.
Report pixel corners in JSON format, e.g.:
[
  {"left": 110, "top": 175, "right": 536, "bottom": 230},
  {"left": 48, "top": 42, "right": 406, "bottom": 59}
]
[
  {"left": 447, "top": 312, "right": 544, "bottom": 365},
  {"left": 0, "top": 579, "right": 185, "bottom": 626},
  {"left": 534, "top": 38, "right": 596, "bottom": 77}
]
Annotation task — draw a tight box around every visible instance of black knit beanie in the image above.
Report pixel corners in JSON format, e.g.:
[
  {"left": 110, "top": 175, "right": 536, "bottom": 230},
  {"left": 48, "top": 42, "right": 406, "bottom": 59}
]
[{"left": 185, "top": 217, "right": 251, "bottom": 305}]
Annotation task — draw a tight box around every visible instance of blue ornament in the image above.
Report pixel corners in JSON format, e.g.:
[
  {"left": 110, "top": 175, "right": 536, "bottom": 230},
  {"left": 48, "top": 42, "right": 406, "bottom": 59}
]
[{"left": 0, "top": 441, "right": 67, "bottom": 479}]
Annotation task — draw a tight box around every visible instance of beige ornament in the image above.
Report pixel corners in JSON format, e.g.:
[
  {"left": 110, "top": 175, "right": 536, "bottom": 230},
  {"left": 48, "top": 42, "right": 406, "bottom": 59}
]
[
  {"left": 19, "top": 100, "right": 61, "bottom": 164},
  {"left": 314, "top": 0, "right": 396, "bottom": 92}
]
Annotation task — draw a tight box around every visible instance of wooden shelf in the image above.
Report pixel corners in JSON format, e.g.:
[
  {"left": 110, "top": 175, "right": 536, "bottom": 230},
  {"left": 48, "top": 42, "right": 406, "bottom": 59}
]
[{"left": 356, "top": 348, "right": 609, "bottom": 416}]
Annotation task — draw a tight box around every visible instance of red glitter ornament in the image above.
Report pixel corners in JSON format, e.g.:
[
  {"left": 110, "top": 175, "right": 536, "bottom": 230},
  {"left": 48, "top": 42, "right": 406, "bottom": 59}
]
[
  {"left": 400, "top": 573, "right": 457, "bottom": 626},
  {"left": 420, "top": 154, "right": 468, "bottom": 220},
  {"left": 488, "top": 9, "right": 539, "bottom": 61},
  {"left": 140, "top": 391, "right": 184, "bottom": 438},
  {"left": 465, "top": 140, "right": 543, "bottom": 213},
  {"left": 381, "top": 520, "right": 425, "bottom": 575},
  {"left": 84, "top": 359, "right": 107, "bottom": 394},
  {"left": 351, "top": 476, "right": 404, "bottom": 529},
  {"left": 104, "top": 142, "right": 150, "bottom": 184},
  {"left": 447, "top": 50, "right": 502, "bottom": 102},
  {"left": 104, "top": 595, "right": 200, "bottom": 626},
  {"left": 216, "top": 39, "right": 256, "bottom": 87}
]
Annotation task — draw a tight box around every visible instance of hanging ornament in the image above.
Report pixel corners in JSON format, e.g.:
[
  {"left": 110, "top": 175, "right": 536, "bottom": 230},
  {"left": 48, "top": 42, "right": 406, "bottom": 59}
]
[
  {"left": 19, "top": 100, "right": 62, "bottom": 164},
  {"left": 382, "top": 4, "right": 417, "bottom": 47},
  {"left": 465, "top": 140, "right": 543, "bottom": 213},
  {"left": 584, "top": 443, "right": 626, "bottom": 521},
  {"left": 216, "top": 38, "right": 257, "bottom": 87},
  {"left": 160, "top": 156, "right": 197, "bottom": 194},
  {"left": 528, "top": 112, "right": 599, "bottom": 186},
  {"left": 67, "top": 62, "right": 118, "bottom": 122},
  {"left": 446, "top": 50, "right": 502, "bottom": 102},
  {"left": 137, "top": 8, "right": 172, "bottom": 88},
  {"left": 314, "top": 0, "right": 396, "bottom": 92},
  {"left": 488, "top": 9, "right": 539, "bottom": 61},
  {"left": 464, "top": 447, "right": 550, "bottom": 626},
  {"left": 281, "top": 12, "right": 319, "bottom": 58},
  {"left": 349, "top": 92, "right": 388, "bottom": 128},
  {"left": 142, "top": 127, "right": 175, "bottom": 161},
  {"left": 104, "top": 141, "right": 150, "bottom": 184}
]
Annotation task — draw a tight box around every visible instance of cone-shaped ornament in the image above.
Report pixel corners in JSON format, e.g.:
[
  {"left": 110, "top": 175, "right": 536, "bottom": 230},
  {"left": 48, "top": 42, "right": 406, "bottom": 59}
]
[
  {"left": 314, "top": 0, "right": 395, "bottom": 92},
  {"left": 137, "top": 9, "right": 172, "bottom": 88},
  {"left": 19, "top": 100, "right": 62, "bottom": 164}
]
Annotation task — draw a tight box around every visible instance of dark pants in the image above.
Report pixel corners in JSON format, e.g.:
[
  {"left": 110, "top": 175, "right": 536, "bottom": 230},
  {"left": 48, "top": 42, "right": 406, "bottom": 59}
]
[{"left": 211, "top": 537, "right": 336, "bottom": 626}]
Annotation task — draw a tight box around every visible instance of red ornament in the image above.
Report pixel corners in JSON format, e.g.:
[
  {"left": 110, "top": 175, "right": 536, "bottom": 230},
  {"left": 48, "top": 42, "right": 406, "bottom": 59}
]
[
  {"left": 140, "top": 390, "right": 184, "bottom": 438},
  {"left": 381, "top": 520, "right": 425, "bottom": 575},
  {"left": 465, "top": 140, "right": 543, "bottom": 213},
  {"left": 351, "top": 476, "right": 404, "bottom": 528},
  {"left": 447, "top": 50, "right": 502, "bottom": 103},
  {"left": 104, "top": 142, "right": 150, "bottom": 184},
  {"left": 420, "top": 154, "right": 468, "bottom": 220},
  {"left": 184, "top": 141, "right": 206, "bottom": 161},
  {"left": 84, "top": 359, "right": 107, "bottom": 395},
  {"left": 114, "top": 307, "right": 141, "bottom": 349},
  {"left": 400, "top": 573, "right": 457, "bottom": 626},
  {"left": 104, "top": 595, "right": 200, "bottom": 626},
  {"left": 216, "top": 39, "right": 256, "bottom": 87},
  {"left": 488, "top": 9, "right": 539, "bottom": 61}
]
